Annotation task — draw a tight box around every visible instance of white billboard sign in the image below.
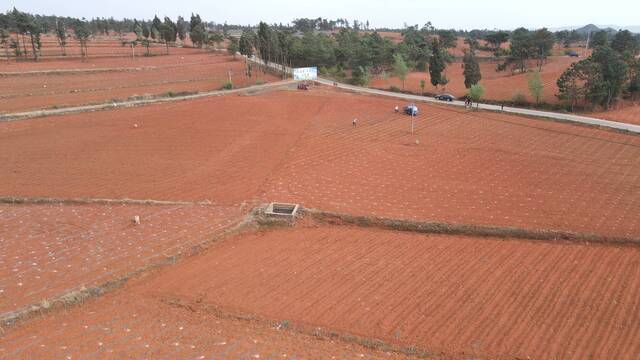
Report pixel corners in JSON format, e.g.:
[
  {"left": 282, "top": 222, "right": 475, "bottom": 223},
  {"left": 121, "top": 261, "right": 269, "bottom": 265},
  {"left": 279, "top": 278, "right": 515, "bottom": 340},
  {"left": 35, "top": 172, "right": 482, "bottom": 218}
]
[{"left": 293, "top": 67, "right": 318, "bottom": 80}]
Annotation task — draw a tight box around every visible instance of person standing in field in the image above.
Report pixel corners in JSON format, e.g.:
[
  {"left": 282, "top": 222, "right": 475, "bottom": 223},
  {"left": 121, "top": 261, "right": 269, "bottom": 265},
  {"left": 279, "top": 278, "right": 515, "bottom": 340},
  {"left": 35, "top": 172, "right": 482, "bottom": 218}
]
[
  {"left": 394, "top": 105, "right": 399, "bottom": 113},
  {"left": 352, "top": 118, "right": 357, "bottom": 126}
]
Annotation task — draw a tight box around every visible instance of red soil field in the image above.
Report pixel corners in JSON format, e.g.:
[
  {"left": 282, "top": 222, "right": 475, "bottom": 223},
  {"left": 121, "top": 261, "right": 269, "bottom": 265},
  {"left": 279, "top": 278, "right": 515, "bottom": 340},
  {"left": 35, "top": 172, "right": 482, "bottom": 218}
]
[
  {"left": 0, "top": 47, "right": 205, "bottom": 72},
  {"left": 0, "top": 203, "right": 243, "bottom": 313},
  {"left": 0, "top": 277, "right": 415, "bottom": 359},
  {"left": 261, "top": 88, "right": 640, "bottom": 237},
  {"left": 0, "top": 90, "right": 316, "bottom": 204},
  {"left": 2, "top": 33, "right": 196, "bottom": 61},
  {"left": 0, "top": 53, "right": 279, "bottom": 113},
  {"left": 150, "top": 225, "right": 640, "bottom": 359},
  {"left": 2, "top": 88, "right": 639, "bottom": 237},
  {"left": 370, "top": 56, "right": 580, "bottom": 104},
  {"left": 6, "top": 225, "right": 637, "bottom": 359},
  {"left": 588, "top": 100, "right": 640, "bottom": 126}
]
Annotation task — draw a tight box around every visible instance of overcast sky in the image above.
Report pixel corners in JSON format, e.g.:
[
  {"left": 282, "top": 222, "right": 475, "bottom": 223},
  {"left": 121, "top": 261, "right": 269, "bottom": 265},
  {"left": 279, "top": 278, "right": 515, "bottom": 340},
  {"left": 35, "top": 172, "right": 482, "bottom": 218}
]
[{"left": 3, "top": 0, "right": 639, "bottom": 30}]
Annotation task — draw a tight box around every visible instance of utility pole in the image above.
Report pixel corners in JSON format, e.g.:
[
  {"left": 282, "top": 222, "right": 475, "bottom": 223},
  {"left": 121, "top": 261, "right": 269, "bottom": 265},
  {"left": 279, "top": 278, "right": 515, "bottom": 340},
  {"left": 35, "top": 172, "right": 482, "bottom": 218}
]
[{"left": 411, "top": 112, "right": 415, "bottom": 134}]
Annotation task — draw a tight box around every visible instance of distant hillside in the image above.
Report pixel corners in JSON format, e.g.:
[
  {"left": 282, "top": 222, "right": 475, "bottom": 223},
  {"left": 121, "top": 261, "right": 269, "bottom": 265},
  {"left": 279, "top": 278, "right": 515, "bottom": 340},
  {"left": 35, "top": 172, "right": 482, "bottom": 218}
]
[{"left": 551, "top": 24, "right": 640, "bottom": 34}]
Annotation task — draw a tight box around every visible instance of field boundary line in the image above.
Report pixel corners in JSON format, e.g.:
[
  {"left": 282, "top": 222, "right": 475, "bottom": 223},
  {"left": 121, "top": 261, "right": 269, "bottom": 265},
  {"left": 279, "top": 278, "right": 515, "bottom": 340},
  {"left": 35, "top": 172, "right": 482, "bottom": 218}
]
[
  {"left": 0, "top": 206, "right": 260, "bottom": 330},
  {"left": 161, "top": 296, "right": 438, "bottom": 359},
  {"left": 315, "top": 78, "right": 640, "bottom": 134},
  {"left": 0, "top": 79, "right": 296, "bottom": 122},
  {"left": 303, "top": 208, "right": 640, "bottom": 246},
  {"left": 0, "top": 66, "right": 158, "bottom": 77},
  {"left": 0, "top": 196, "right": 214, "bottom": 207}
]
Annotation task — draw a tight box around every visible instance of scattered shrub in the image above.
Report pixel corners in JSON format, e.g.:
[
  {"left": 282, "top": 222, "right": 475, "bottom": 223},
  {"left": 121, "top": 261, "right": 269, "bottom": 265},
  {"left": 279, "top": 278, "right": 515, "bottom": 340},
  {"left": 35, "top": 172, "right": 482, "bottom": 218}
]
[
  {"left": 512, "top": 92, "right": 527, "bottom": 106},
  {"left": 221, "top": 81, "right": 233, "bottom": 90}
]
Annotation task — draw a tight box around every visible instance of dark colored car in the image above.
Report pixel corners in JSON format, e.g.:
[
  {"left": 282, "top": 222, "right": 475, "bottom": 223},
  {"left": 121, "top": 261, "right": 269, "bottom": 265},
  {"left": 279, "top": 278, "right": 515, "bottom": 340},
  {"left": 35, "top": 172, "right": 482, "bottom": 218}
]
[
  {"left": 435, "top": 93, "right": 456, "bottom": 102},
  {"left": 567, "top": 51, "right": 580, "bottom": 57},
  {"left": 404, "top": 103, "right": 419, "bottom": 116}
]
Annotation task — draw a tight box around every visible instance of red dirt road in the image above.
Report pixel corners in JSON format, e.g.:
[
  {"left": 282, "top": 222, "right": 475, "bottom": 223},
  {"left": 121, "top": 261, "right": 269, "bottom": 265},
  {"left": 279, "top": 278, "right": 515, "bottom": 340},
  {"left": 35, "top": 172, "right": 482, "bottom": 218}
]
[
  {"left": 0, "top": 203, "right": 243, "bottom": 313},
  {"left": 6, "top": 225, "right": 636, "bottom": 359}
]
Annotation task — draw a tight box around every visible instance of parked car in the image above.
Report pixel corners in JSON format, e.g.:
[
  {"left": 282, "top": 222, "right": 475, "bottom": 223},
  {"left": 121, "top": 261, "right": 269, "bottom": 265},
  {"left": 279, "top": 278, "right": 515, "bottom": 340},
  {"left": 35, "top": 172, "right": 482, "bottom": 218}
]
[
  {"left": 567, "top": 50, "right": 580, "bottom": 57},
  {"left": 404, "top": 103, "right": 419, "bottom": 116},
  {"left": 297, "top": 83, "right": 309, "bottom": 90},
  {"left": 435, "top": 93, "right": 456, "bottom": 102}
]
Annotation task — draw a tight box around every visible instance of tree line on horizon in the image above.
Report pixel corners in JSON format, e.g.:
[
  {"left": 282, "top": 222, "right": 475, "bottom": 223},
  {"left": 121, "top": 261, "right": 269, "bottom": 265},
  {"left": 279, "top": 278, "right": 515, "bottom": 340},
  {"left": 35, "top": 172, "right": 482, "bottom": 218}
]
[{"left": 1, "top": 9, "right": 639, "bottom": 111}]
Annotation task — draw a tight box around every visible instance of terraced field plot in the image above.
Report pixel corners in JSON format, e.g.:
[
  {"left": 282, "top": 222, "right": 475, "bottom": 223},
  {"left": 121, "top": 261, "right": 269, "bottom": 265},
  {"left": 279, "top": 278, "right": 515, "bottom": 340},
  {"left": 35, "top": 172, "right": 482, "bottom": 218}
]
[
  {"left": 263, "top": 89, "right": 640, "bottom": 237},
  {"left": 6, "top": 225, "right": 635, "bottom": 359},
  {"left": 0, "top": 203, "right": 242, "bottom": 313},
  {"left": 137, "top": 225, "right": 640, "bottom": 359},
  {"left": 0, "top": 52, "right": 278, "bottom": 113},
  {"left": 1, "top": 85, "right": 639, "bottom": 359}
]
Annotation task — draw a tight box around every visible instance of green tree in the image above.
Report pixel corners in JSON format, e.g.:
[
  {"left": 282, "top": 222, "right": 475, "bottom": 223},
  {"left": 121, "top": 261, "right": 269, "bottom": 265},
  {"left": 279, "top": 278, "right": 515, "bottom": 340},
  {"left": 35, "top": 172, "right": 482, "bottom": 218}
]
[
  {"left": 72, "top": 19, "right": 91, "bottom": 58},
  {"left": 611, "top": 30, "right": 639, "bottom": 56},
  {"left": 485, "top": 31, "right": 510, "bottom": 51},
  {"left": 227, "top": 36, "right": 239, "bottom": 59},
  {"left": 464, "top": 37, "right": 479, "bottom": 51},
  {"left": 462, "top": 49, "right": 481, "bottom": 88},
  {"left": 239, "top": 30, "right": 254, "bottom": 56},
  {"left": 528, "top": 70, "right": 544, "bottom": 103},
  {"left": 557, "top": 59, "right": 589, "bottom": 111},
  {"left": 590, "top": 46, "right": 628, "bottom": 109},
  {"left": 351, "top": 66, "right": 372, "bottom": 85},
  {"left": 189, "top": 14, "right": 206, "bottom": 47},
  {"left": 176, "top": 16, "right": 187, "bottom": 43},
  {"left": 398, "top": 25, "right": 431, "bottom": 71},
  {"left": 437, "top": 30, "right": 457, "bottom": 49},
  {"left": 142, "top": 23, "right": 150, "bottom": 39},
  {"left": 207, "top": 31, "right": 224, "bottom": 50},
  {"left": 556, "top": 46, "right": 628, "bottom": 110},
  {"left": 468, "top": 84, "right": 485, "bottom": 107},
  {"left": 256, "top": 22, "right": 272, "bottom": 61},
  {"left": 498, "top": 27, "right": 533, "bottom": 74},
  {"left": 392, "top": 53, "right": 408, "bottom": 89},
  {"left": 133, "top": 19, "right": 143, "bottom": 41},
  {"left": 160, "top": 17, "right": 177, "bottom": 54},
  {"left": 532, "top": 28, "right": 555, "bottom": 70},
  {"left": 12, "top": 8, "right": 30, "bottom": 57},
  {"left": 589, "top": 30, "right": 608, "bottom": 49},
  {"left": 151, "top": 15, "right": 162, "bottom": 40},
  {"left": 628, "top": 59, "right": 640, "bottom": 97},
  {"left": 55, "top": 19, "right": 67, "bottom": 56},
  {"left": 0, "top": 29, "right": 9, "bottom": 60},
  {"left": 429, "top": 38, "right": 450, "bottom": 88}
]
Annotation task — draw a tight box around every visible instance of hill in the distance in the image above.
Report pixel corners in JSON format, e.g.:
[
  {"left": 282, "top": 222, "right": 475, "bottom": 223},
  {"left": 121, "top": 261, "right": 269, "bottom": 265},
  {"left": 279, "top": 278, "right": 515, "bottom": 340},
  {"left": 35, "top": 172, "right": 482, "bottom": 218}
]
[{"left": 551, "top": 24, "right": 640, "bottom": 34}]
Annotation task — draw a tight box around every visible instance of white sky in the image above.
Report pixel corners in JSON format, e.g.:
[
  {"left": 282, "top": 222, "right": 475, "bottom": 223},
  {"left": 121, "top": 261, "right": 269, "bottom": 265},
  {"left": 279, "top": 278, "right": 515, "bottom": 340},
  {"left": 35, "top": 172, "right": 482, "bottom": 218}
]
[{"left": 3, "top": 0, "right": 639, "bottom": 30}]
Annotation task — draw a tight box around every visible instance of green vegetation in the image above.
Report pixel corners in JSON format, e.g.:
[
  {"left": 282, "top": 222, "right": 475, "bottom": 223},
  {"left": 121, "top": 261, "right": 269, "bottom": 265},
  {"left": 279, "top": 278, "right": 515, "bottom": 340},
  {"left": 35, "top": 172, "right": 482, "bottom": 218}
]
[
  {"left": 221, "top": 80, "right": 233, "bottom": 90},
  {"left": 528, "top": 70, "right": 544, "bottom": 103},
  {"left": 497, "top": 27, "right": 555, "bottom": 74},
  {"left": 392, "top": 53, "right": 408, "bottom": 89},
  {"left": 557, "top": 35, "right": 639, "bottom": 110},
  {"left": 462, "top": 48, "right": 481, "bottom": 88},
  {"left": 468, "top": 84, "right": 485, "bottom": 106},
  {"left": 429, "top": 38, "right": 451, "bottom": 88}
]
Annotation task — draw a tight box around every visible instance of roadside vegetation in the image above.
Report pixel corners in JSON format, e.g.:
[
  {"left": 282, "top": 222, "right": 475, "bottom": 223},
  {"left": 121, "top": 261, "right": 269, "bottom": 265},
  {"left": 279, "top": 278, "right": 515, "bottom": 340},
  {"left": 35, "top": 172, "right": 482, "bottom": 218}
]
[{"left": 2, "top": 9, "right": 639, "bottom": 112}]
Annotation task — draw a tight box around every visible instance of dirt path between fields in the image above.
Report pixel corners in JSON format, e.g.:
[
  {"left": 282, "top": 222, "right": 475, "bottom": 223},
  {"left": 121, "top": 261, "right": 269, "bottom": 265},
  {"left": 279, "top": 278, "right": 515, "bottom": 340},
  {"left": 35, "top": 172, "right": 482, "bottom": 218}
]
[{"left": 0, "top": 79, "right": 296, "bottom": 122}]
